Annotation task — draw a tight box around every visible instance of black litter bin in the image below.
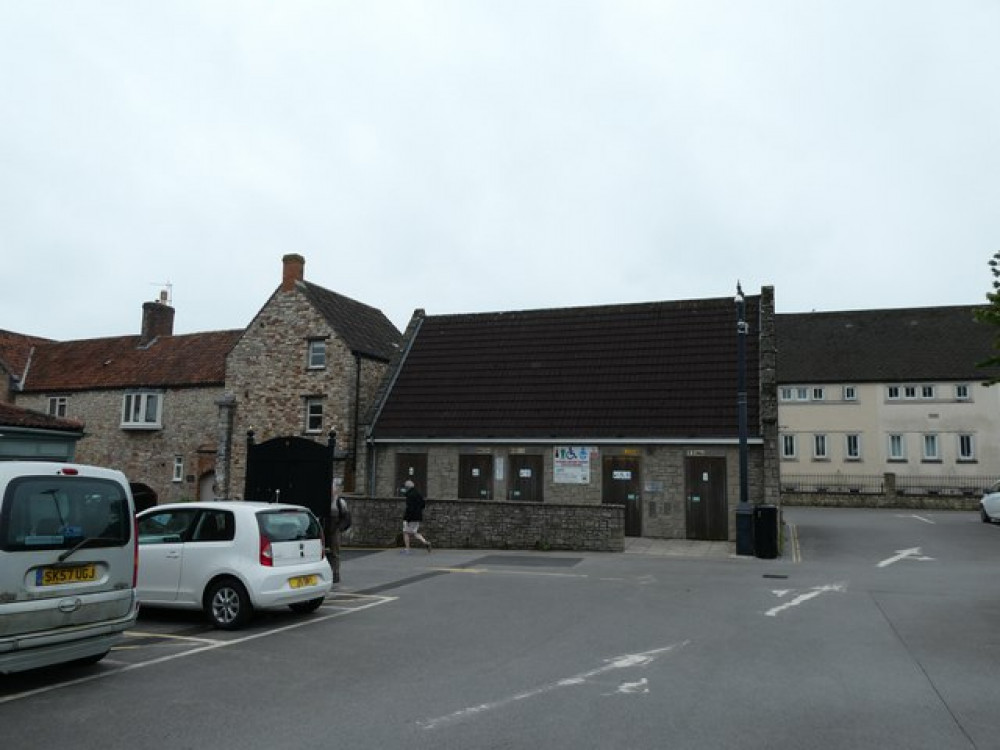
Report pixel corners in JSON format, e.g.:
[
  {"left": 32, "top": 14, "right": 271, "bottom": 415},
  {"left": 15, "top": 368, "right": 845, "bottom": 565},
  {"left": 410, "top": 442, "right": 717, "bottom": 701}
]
[{"left": 753, "top": 504, "right": 779, "bottom": 559}]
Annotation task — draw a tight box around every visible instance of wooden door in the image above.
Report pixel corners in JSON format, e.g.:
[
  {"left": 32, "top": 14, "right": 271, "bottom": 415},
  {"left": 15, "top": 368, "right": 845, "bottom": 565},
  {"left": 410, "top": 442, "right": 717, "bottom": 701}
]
[
  {"left": 508, "top": 454, "right": 543, "bottom": 502},
  {"left": 395, "top": 453, "right": 428, "bottom": 496},
  {"left": 602, "top": 456, "right": 642, "bottom": 536},
  {"left": 685, "top": 456, "right": 728, "bottom": 541},
  {"left": 459, "top": 454, "right": 494, "bottom": 500}
]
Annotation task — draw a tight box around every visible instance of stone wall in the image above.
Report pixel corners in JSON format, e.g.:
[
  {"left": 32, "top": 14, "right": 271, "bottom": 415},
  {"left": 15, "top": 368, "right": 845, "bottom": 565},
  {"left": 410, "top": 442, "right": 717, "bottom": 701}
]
[
  {"left": 17, "top": 386, "right": 222, "bottom": 503},
  {"left": 341, "top": 495, "right": 625, "bottom": 551},
  {"left": 367, "top": 442, "right": 770, "bottom": 541},
  {"left": 782, "top": 491, "right": 980, "bottom": 511}
]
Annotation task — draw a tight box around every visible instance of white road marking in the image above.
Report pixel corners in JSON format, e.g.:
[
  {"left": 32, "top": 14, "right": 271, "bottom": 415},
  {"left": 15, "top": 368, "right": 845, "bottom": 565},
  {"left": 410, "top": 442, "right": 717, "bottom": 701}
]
[
  {"left": 765, "top": 583, "right": 846, "bottom": 617},
  {"left": 896, "top": 514, "right": 935, "bottom": 525},
  {"left": 0, "top": 595, "right": 394, "bottom": 706},
  {"left": 419, "top": 641, "right": 690, "bottom": 730},
  {"left": 608, "top": 678, "right": 650, "bottom": 695},
  {"left": 877, "top": 547, "right": 935, "bottom": 568}
]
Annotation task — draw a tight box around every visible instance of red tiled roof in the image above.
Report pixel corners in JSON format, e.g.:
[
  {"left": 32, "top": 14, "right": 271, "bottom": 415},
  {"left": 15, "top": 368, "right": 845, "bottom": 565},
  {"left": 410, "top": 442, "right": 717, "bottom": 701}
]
[
  {"left": 20, "top": 330, "right": 243, "bottom": 392},
  {"left": 371, "top": 295, "right": 761, "bottom": 441},
  {"left": 0, "top": 401, "right": 83, "bottom": 432},
  {"left": 0, "top": 329, "right": 53, "bottom": 378}
]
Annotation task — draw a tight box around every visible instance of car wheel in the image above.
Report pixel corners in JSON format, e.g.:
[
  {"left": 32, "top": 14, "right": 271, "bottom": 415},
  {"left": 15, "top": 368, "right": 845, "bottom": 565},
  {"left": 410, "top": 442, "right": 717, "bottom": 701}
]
[
  {"left": 205, "top": 578, "right": 252, "bottom": 630},
  {"left": 288, "top": 597, "right": 325, "bottom": 614}
]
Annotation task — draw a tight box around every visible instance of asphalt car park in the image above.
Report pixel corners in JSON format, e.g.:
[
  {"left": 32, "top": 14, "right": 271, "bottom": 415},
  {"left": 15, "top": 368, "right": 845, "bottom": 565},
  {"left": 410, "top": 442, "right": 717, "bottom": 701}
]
[{"left": 1, "top": 512, "right": 998, "bottom": 750}]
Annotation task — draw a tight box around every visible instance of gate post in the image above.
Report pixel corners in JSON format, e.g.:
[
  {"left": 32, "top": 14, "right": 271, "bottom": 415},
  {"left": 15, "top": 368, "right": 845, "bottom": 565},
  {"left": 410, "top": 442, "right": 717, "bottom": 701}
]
[{"left": 244, "top": 430, "right": 256, "bottom": 502}]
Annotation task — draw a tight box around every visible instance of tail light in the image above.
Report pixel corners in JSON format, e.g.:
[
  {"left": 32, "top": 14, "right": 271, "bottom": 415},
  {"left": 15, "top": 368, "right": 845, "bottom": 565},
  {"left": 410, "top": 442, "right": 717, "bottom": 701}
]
[
  {"left": 132, "top": 517, "right": 139, "bottom": 588},
  {"left": 259, "top": 535, "right": 273, "bottom": 567}
]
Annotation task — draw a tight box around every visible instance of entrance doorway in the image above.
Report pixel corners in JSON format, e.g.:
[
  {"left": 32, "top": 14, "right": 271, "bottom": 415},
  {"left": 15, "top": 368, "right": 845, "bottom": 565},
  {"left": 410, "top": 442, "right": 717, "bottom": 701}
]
[
  {"left": 602, "top": 456, "right": 642, "bottom": 536},
  {"left": 508, "top": 454, "right": 543, "bottom": 502},
  {"left": 459, "top": 454, "right": 494, "bottom": 499},
  {"left": 685, "top": 456, "right": 728, "bottom": 541}
]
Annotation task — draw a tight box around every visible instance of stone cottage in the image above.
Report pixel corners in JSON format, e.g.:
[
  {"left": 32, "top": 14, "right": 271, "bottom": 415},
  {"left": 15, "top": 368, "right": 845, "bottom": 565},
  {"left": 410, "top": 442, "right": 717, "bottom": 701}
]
[
  {"left": 215, "top": 254, "right": 402, "bottom": 499},
  {"left": 13, "top": 296, "right": 242, "bottom": 503}
]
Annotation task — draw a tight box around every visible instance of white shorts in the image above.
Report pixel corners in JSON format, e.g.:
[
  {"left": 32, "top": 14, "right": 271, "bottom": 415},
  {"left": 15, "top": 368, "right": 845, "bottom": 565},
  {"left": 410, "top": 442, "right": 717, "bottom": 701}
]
[{"left": 403, "top": 521, "right": 421, "bottom": 534}]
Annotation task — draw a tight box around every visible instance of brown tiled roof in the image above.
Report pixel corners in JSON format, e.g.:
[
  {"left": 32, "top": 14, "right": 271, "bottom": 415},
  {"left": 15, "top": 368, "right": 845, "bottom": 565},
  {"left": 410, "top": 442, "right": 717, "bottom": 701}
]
[
  {"left": 776, "top": 305, "right": 1000, "bottom": 383},
  {"left": 302, "top": 282, "right": 401, "bottom": 361},
  {"left": 371, "top": 296, "right": 761, "bottom": 441},
  {"left": 20, "top": 330, "right": 244, "bottom": 392},
  {"left": 0, "top": 329, "right": 53, "bottom": 378},
  {"left": 0, "top": 401, "right": 83, "bottom": 432}
]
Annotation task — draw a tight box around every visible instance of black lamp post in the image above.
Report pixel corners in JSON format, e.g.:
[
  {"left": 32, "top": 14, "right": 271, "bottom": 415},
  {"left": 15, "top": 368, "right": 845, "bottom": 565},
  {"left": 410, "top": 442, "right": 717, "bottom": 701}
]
[{"left": 735, "top": 283, "right": 754, "bottom": 555}]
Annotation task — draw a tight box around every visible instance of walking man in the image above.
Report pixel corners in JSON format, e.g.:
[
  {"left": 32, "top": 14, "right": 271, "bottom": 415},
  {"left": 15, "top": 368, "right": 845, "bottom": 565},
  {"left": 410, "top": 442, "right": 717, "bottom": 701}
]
[{"left": 401, "top": 479, "right": 432, "bottom": 553}]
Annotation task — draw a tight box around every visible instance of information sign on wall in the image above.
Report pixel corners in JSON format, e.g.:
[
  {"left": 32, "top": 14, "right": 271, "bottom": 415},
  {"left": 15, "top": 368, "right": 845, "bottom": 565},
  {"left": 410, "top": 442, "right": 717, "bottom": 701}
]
[{"left": 553, "top": 446, "right": 591, "bottom": 484}]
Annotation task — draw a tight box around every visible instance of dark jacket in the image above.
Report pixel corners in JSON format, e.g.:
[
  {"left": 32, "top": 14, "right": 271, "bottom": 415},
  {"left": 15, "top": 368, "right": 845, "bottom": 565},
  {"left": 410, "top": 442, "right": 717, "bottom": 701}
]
[{"left": 403, "top": 487, "right": 425, "bottom": 522}]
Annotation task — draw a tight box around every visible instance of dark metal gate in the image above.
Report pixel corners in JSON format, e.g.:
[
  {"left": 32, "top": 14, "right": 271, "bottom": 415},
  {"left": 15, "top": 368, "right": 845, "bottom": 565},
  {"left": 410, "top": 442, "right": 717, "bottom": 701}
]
[{"left": 244, "top": 430, "right": 335, "bottom": 521}]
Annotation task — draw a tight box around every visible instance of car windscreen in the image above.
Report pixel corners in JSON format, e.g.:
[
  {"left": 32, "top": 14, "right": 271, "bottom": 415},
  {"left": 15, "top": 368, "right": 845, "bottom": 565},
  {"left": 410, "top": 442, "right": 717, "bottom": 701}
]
[
  {"left": 257, "top": 509, "right": 321, "bottom": 542},
  {"left": 1, "top": 476, "right": 131, "bottom": 551}
]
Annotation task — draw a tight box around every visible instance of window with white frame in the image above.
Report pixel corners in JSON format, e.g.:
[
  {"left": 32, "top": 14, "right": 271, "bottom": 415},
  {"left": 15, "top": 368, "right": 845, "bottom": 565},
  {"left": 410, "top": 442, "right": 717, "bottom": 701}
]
[
  {"left": 845, "top": 434, "right": 861, "bottom": 460},
  {"left": 305, "top": 398, "right": 324, "bottom": 433},
  {"left": 904, "top": 385, "right": 917, "bottom": 399},
  {"left": 307, "top": 339, "right": 327, "bottom": 369},
  {"left": 121, "top": 392, "right": 162, "bottom": 429},
  {"left": 780, "top": 387, "right": 811, "bottom": 402},
  {"left": 921, "top": 385, "right": 935, "bottom": 399},
  {"left": 887, "top": 386, "right": 900, "bottom": 400},
  {"left": 781, "top": 434, "right": 797, "bottom": 459},
  {"left": 812, "top": 387, "right": 825, "bottom": 401},
  {"left": 922, "top": 434, "right": 940, "bottom": 461},
  {"left": 843, "top": 386, "right": 857, "bottom": 401},
  {"left": 888, "top": 434, "right": 906, "bottom": 461},
  {"left": 813, "top": 434, "right": 828, "bottom": 459},
  {"left": 955, "top": 384, "right": 970, "bottom": 401},
  {"left": 173, "top": 456, "right": 184, "bottom": 482},
  {"left": 958, "top": 434, "right": 976, "bottom": 461},
  {"left": 47, "top": 396, "right": 68, "bottom": 418}
]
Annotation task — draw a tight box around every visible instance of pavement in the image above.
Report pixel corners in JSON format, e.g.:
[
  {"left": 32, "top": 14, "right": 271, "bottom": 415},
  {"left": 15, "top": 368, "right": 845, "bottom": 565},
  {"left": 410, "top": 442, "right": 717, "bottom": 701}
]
[{"left": 624, "top": 537, "right": 737, "bottom": 558}]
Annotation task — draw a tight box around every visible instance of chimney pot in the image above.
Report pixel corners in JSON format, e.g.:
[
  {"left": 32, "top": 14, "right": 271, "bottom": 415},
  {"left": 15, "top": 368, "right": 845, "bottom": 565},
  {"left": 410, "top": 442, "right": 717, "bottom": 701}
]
[
  {"left": 282, "top": 254, "right": 305, "bottom": 292},
  {"left": 140, "top": 300, "right": 175, "bottom": 345}
]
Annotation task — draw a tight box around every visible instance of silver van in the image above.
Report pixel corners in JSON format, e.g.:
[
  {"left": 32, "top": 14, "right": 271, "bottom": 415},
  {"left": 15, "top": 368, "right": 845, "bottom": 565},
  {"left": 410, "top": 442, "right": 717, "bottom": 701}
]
[{"left": 0, "top": 462, "right": 139, "bottom": 674}]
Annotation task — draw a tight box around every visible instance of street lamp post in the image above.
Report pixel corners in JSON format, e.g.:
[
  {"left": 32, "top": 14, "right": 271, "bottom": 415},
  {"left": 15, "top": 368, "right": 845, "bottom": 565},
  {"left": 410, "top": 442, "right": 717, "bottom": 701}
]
[{"left": 735, "top": 283, "right": 754, "bottom": 555}]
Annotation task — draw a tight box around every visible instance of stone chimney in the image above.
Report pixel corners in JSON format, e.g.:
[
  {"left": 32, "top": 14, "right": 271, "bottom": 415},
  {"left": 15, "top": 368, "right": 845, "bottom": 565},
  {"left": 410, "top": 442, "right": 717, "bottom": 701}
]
[
  {"left": 282, "top": 254, "right": 305, "bottom": 292},
  {"left": 140, "top": 297, "right": 175, "bottom": 346}
]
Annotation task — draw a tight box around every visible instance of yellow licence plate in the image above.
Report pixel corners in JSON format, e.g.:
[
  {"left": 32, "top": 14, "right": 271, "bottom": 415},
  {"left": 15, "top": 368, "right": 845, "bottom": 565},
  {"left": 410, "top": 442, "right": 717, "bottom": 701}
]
[
  {"left": 289, "top": 575, "right": 318, "bottom": 589},
  {"left": 37, "top": 564, "right": 97, "bottom": 586}
]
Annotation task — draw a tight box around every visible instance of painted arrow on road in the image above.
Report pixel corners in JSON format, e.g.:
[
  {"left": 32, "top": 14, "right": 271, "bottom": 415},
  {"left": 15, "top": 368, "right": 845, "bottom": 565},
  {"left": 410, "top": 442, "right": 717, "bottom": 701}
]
[{"left": 877, "top": 547, "right": 935, "bottom": 568}]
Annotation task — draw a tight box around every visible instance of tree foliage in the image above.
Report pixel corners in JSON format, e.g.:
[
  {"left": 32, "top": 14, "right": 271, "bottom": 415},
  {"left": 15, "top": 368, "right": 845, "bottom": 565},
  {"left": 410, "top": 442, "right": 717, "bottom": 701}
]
[{"left": 974, "top": 251, "right": 1000, "bottom": 383}]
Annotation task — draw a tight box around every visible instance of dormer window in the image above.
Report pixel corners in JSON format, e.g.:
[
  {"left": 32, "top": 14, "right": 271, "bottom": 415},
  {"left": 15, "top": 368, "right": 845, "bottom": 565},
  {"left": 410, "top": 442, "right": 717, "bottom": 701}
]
[
  {"left": 122, "top": 391, "right": 162, "bottom": 429},
  {"left": 307, "top": 339, "right": 327, "bottom": 369}
]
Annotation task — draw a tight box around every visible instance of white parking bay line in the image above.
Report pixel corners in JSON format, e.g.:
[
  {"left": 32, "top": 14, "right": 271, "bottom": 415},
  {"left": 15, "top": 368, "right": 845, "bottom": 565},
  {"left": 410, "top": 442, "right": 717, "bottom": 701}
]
[{"left": 0, "top": 596, "right": 394, "bottom": 706}]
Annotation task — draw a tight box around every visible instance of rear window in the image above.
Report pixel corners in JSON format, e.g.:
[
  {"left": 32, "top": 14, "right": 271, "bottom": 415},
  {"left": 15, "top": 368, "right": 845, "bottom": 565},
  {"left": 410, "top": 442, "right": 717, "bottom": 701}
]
[
  {"left": 1, "top": 476, "right": 132, "bottom": 551},
  {"left": 257, "top": 509, "right": 321, "bottom": 542}
]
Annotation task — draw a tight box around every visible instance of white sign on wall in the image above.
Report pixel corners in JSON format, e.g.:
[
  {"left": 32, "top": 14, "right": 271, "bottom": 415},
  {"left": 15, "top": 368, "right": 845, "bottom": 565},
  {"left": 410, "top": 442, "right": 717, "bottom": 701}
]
[{"left": 553, "top": 446, "right": 591, "bottom": 484}]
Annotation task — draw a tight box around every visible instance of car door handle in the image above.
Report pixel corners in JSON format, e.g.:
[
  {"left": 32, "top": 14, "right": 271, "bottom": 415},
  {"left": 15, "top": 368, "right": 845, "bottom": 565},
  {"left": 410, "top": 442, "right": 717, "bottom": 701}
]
[{"left": 165, "top": 551, "right": 181, "bottom": 559}]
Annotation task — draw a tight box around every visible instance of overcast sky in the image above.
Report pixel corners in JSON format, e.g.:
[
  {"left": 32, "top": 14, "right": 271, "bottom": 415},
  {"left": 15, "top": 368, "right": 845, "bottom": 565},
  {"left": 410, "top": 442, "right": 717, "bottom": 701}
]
[{"left": 2, "top": 1, "right": 999, "bottom": 341}]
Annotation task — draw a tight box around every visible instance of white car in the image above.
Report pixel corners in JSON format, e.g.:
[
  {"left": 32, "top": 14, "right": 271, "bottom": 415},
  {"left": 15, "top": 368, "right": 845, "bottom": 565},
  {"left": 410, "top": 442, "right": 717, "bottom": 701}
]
[
  {"left": 982, "top": 482, "right": 1000, "bottom": 524},
  {"left": 136, "top": 501, "right": 332, "bottom": 629}
]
